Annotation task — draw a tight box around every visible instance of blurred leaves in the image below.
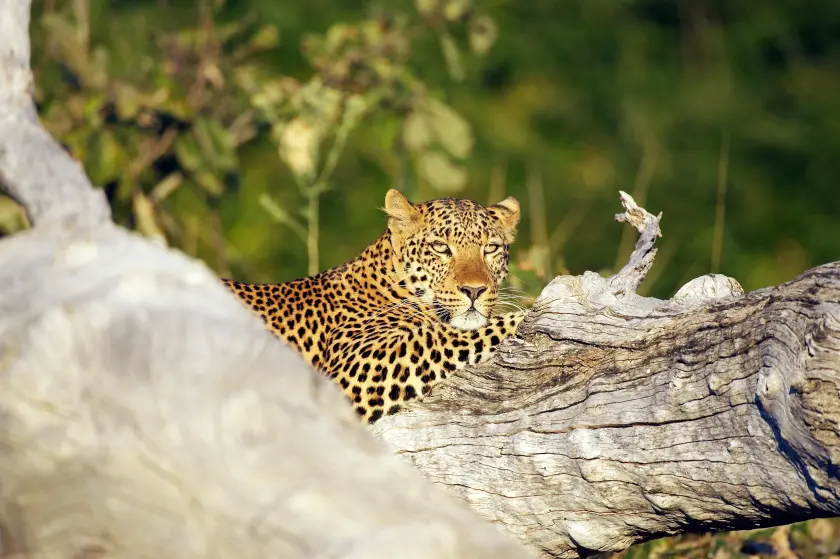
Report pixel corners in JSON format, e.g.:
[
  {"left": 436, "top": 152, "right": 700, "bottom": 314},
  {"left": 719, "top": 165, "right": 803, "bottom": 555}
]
[
  {"left": 27, "top": 0, "right": 840, "bottom": 297},
  {"left": 28, "top": 0, "right": 839, "bottom": 296},
  {"left": 32, "top": 0, "right": 498, "bottom": 272},
  {"left": 34, "top": 2, "right": 466, "bottom": 271},
  {"left": 403, "top": 97, "right": 474, "bottom": 193},
  {"left": 417, "top": 151, "right": 467, "bottom": 193},
  {"left": 0, "top": 197, "right": 29, "bottom": 236},
  {"left": 440, "top": 32, "right": 465, "bottom": 81},
  {"left": 607, "top": 520, "right": 840, "bottom": 559},
  {"left": 86, "top": 129, "right": 127, "bottom": 186},
  {"left": 468, "top": 15, "right": 497, "bottom": 55},
  {"left": 35, "top": 3, "right": 280, "bottom": 262}
]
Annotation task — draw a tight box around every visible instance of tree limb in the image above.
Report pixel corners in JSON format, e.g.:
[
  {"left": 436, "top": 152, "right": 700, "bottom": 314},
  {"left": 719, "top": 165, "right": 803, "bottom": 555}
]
[
  {"left": 1, "top": 2, "right": 839, "bottom": 559},
  {"left": 373, "top": 199, "right": 840, "bottom": 557},
  {"left": 0, "top": 0, "right": 111, "bottom": 228},
  {"left": 0, "top": 3, "right": 532, "bottom": 558}
]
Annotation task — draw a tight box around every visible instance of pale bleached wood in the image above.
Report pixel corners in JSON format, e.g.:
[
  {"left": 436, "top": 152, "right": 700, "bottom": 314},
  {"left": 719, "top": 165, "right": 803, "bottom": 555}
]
[
  {"left": 0, "top": 2, "right": 533, "bottom": 558},
  {"left": 0, "top": 225, "right": 532, "bottom": 559},
  {"left": 373, "top": 197, "right": 840, "bottom": 557},
  {"left": 0, "top": 0, "right": 111, "bottom": 228}
]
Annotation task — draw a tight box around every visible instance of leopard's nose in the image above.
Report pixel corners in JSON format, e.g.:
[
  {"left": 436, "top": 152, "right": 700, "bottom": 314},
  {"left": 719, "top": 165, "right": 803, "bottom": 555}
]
[{"left": 459, "top": 285, "right": 487, "bottom": 302}]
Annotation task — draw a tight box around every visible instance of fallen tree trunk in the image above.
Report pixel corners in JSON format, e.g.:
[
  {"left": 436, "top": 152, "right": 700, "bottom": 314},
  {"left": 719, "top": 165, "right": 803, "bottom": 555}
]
[
  {"left": 1, "top": 2, "right": 838, "bottom": 558},
  {"left": 374, "top": 200, "right": 840, "bottom": 556}
]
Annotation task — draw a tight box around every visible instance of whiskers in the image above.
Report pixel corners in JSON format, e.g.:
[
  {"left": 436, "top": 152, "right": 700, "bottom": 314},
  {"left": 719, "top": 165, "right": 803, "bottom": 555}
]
[
  {"left": 365, "top": 295, "right": 436, "bottom": 326},
  {"left": 432, "top": 300, "right": 452, "bottom": 323},
  {"left": 494, "top": 287, "right": 532, "bottom": 315},
  {"left": 494, "top": 300, "right": 528, "bottom": 315},
  {"left": 363, "top": 275, "right": 532, "bottom": 333}
]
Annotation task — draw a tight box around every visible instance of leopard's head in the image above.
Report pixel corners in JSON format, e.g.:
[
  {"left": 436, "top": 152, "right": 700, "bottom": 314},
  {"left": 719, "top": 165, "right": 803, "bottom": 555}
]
[{"left": 384, "top": 189, "right": 520, "bottom": 330}]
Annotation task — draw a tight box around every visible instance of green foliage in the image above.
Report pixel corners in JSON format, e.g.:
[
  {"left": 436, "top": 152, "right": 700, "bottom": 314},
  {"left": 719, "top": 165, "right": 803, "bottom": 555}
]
[
  {"left": 24, "top": 0, "right": 838, "bottom": 292},
  {"left": 606, "top": 520, "right": 840, "bottom": 558},
  {"left": 27, "top": 0, "right": 498, "bottom": 278},
  {"left": 26, "top": 0, "right": 839, "bottom": 296}
]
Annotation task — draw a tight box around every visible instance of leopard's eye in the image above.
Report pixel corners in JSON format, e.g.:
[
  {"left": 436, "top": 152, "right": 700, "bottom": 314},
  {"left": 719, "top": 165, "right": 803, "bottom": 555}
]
[
  {"left": 430, "top": 241, "right": 452, "bottom": 256},
  {"left": 484, "top": 243, "right": 502, "bottom": 255}
]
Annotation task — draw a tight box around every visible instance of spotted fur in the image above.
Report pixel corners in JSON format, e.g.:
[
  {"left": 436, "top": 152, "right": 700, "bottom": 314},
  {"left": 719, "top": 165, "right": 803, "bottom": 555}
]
[{"left": 223, "top": 190, "right": 525, "bottom": 423}]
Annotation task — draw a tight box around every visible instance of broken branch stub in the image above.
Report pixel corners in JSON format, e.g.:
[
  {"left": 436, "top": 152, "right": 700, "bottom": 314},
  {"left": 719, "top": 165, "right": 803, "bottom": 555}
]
[{"left": 610, "top": 190, "right": 662, "bottom": 295}]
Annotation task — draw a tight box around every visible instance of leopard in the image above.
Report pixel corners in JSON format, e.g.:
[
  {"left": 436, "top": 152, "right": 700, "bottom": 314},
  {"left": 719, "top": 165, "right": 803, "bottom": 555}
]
[{"left": 223, "top": 189, "right": 526, "bottom": 423}]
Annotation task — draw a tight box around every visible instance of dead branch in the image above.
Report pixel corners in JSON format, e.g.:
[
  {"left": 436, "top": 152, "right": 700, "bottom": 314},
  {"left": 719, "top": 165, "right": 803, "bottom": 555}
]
[
  {"left": 374, "top": 197, "right": 840, "bottom": 557},
  {"left": 0, "top": 3, "right": 531, "bottom": 558}
]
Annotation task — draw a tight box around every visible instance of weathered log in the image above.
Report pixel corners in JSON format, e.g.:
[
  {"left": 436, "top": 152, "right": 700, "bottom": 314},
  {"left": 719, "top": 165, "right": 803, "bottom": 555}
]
[
  {"left": 0, "top": 2, "right": 532, "bottom": 558},
  {"left": 374, "top": 197, "right": 840, "bottom": 557},
  {"left": 1, "top": 1, "right": 838, "bottom": 558}
]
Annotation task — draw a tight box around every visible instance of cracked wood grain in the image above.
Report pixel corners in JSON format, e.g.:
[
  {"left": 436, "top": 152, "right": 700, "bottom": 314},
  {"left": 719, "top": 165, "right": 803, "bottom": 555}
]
[{"left": 374, "top": 203, "right": 840, "bottom": 557}]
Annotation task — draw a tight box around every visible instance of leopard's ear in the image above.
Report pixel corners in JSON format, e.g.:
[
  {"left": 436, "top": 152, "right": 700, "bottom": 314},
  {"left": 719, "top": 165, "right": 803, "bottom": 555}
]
[
  {"left": 488, "top": 196, "right": 520, "bottom": 243},
  {"left": 384, "top": 189, "right": 422, "bottom": 236}
]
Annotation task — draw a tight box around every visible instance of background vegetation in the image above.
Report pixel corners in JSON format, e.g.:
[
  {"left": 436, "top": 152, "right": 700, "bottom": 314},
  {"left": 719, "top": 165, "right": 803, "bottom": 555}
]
[{"left": 5, "top": 0, "right": 839, "bottom": 556}]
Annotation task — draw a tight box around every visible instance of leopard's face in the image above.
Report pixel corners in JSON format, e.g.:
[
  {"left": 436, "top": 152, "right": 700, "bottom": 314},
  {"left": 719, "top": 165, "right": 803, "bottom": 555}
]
[{"left": 384, "top": 191, "right": 520, "bottom": 330}]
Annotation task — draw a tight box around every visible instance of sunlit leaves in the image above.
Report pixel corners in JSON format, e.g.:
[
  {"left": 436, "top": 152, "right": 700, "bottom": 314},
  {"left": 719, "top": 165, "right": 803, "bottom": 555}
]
[
  {"left": 411, "top": 0, "right": 499, "bottom": 68},
  {"left": 468, "top": 15, "right": 497, "bottom": 55},
  {"left": 302, "top": 17, "right": 412, "bottom": 110},
  {"left": 132, "top": 192, "right": 166, "bottom": 243},
  {"left": 417, "top": 152, "right": 467, "bottom": 193},
  {"left": 414, "top": 0, "right": 437, "bottom": 16},
  {"left": 403, "top": 98, "right": 474, "bottom": 193},
  {"left": 249, "top": 24, "right": 281, "bottom": 50},
  {"left": 276, "top": 118, "right": 319, "bottom": 179},
  {"left": 87, "top": 130, "right": 128, "bottom": 186},
  {"left": 440, "top": 32, "right": 464, "bottom": 82},
  {"left": 0, "top": 197, "right": 29, "bottom": 236},
  {"left": 403, "top": 112, "right": 432, "bottom": 152},
  {"left": 403, "top": 99, "right": 473, "bottom": 157}
]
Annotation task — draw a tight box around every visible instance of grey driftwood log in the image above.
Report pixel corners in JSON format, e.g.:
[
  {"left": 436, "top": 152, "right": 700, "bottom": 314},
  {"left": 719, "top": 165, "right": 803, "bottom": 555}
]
[
  {"left": 1, "top": 1, "right": 839, "bottom": 558},
  {"left": 0, "top": 2, "right": 532, "bottom": 558},
  {"left": 374, "top": 198, "right": 840, "bottom": 556}
]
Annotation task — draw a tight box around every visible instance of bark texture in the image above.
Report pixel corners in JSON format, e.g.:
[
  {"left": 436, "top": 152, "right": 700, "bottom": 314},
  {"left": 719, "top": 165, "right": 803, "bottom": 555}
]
[
  {"left": 1, "top": 2, "right": 839, "bottom": 559},
  {"left": 374, "top": 200, "right": 840, "bottom": 557}
]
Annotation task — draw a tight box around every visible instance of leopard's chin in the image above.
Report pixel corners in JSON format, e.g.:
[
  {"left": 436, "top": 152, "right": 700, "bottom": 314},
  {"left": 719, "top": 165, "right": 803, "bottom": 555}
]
[{"left": 449, "top": 308, "right": 489, "bottom": 331}]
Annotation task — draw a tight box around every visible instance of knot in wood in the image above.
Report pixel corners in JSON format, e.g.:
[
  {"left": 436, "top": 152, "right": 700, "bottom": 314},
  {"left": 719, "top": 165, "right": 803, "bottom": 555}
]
[
  {"left": 707, "top": 373, "right": 725, "bottom": 395},
  {"left": 673, "top": 274, "right": 744, "bottom": 305},
  {"left": 757, "top": 368, "right": 785, "bottom": 400}
]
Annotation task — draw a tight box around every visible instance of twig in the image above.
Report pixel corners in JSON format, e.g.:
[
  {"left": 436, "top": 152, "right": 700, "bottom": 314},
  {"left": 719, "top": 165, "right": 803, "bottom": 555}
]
[
  {"left": 609, "top": 190, "right": 662, "bottom": 295},
  {"left": 613, "top": 130, "right": 659, "bottom": 272},
  {"left": 487, "top": 157, "right": 507, "bottom": 205},
  {"left": 527, "top": 164, "right": 551, "bottom": 277}
]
